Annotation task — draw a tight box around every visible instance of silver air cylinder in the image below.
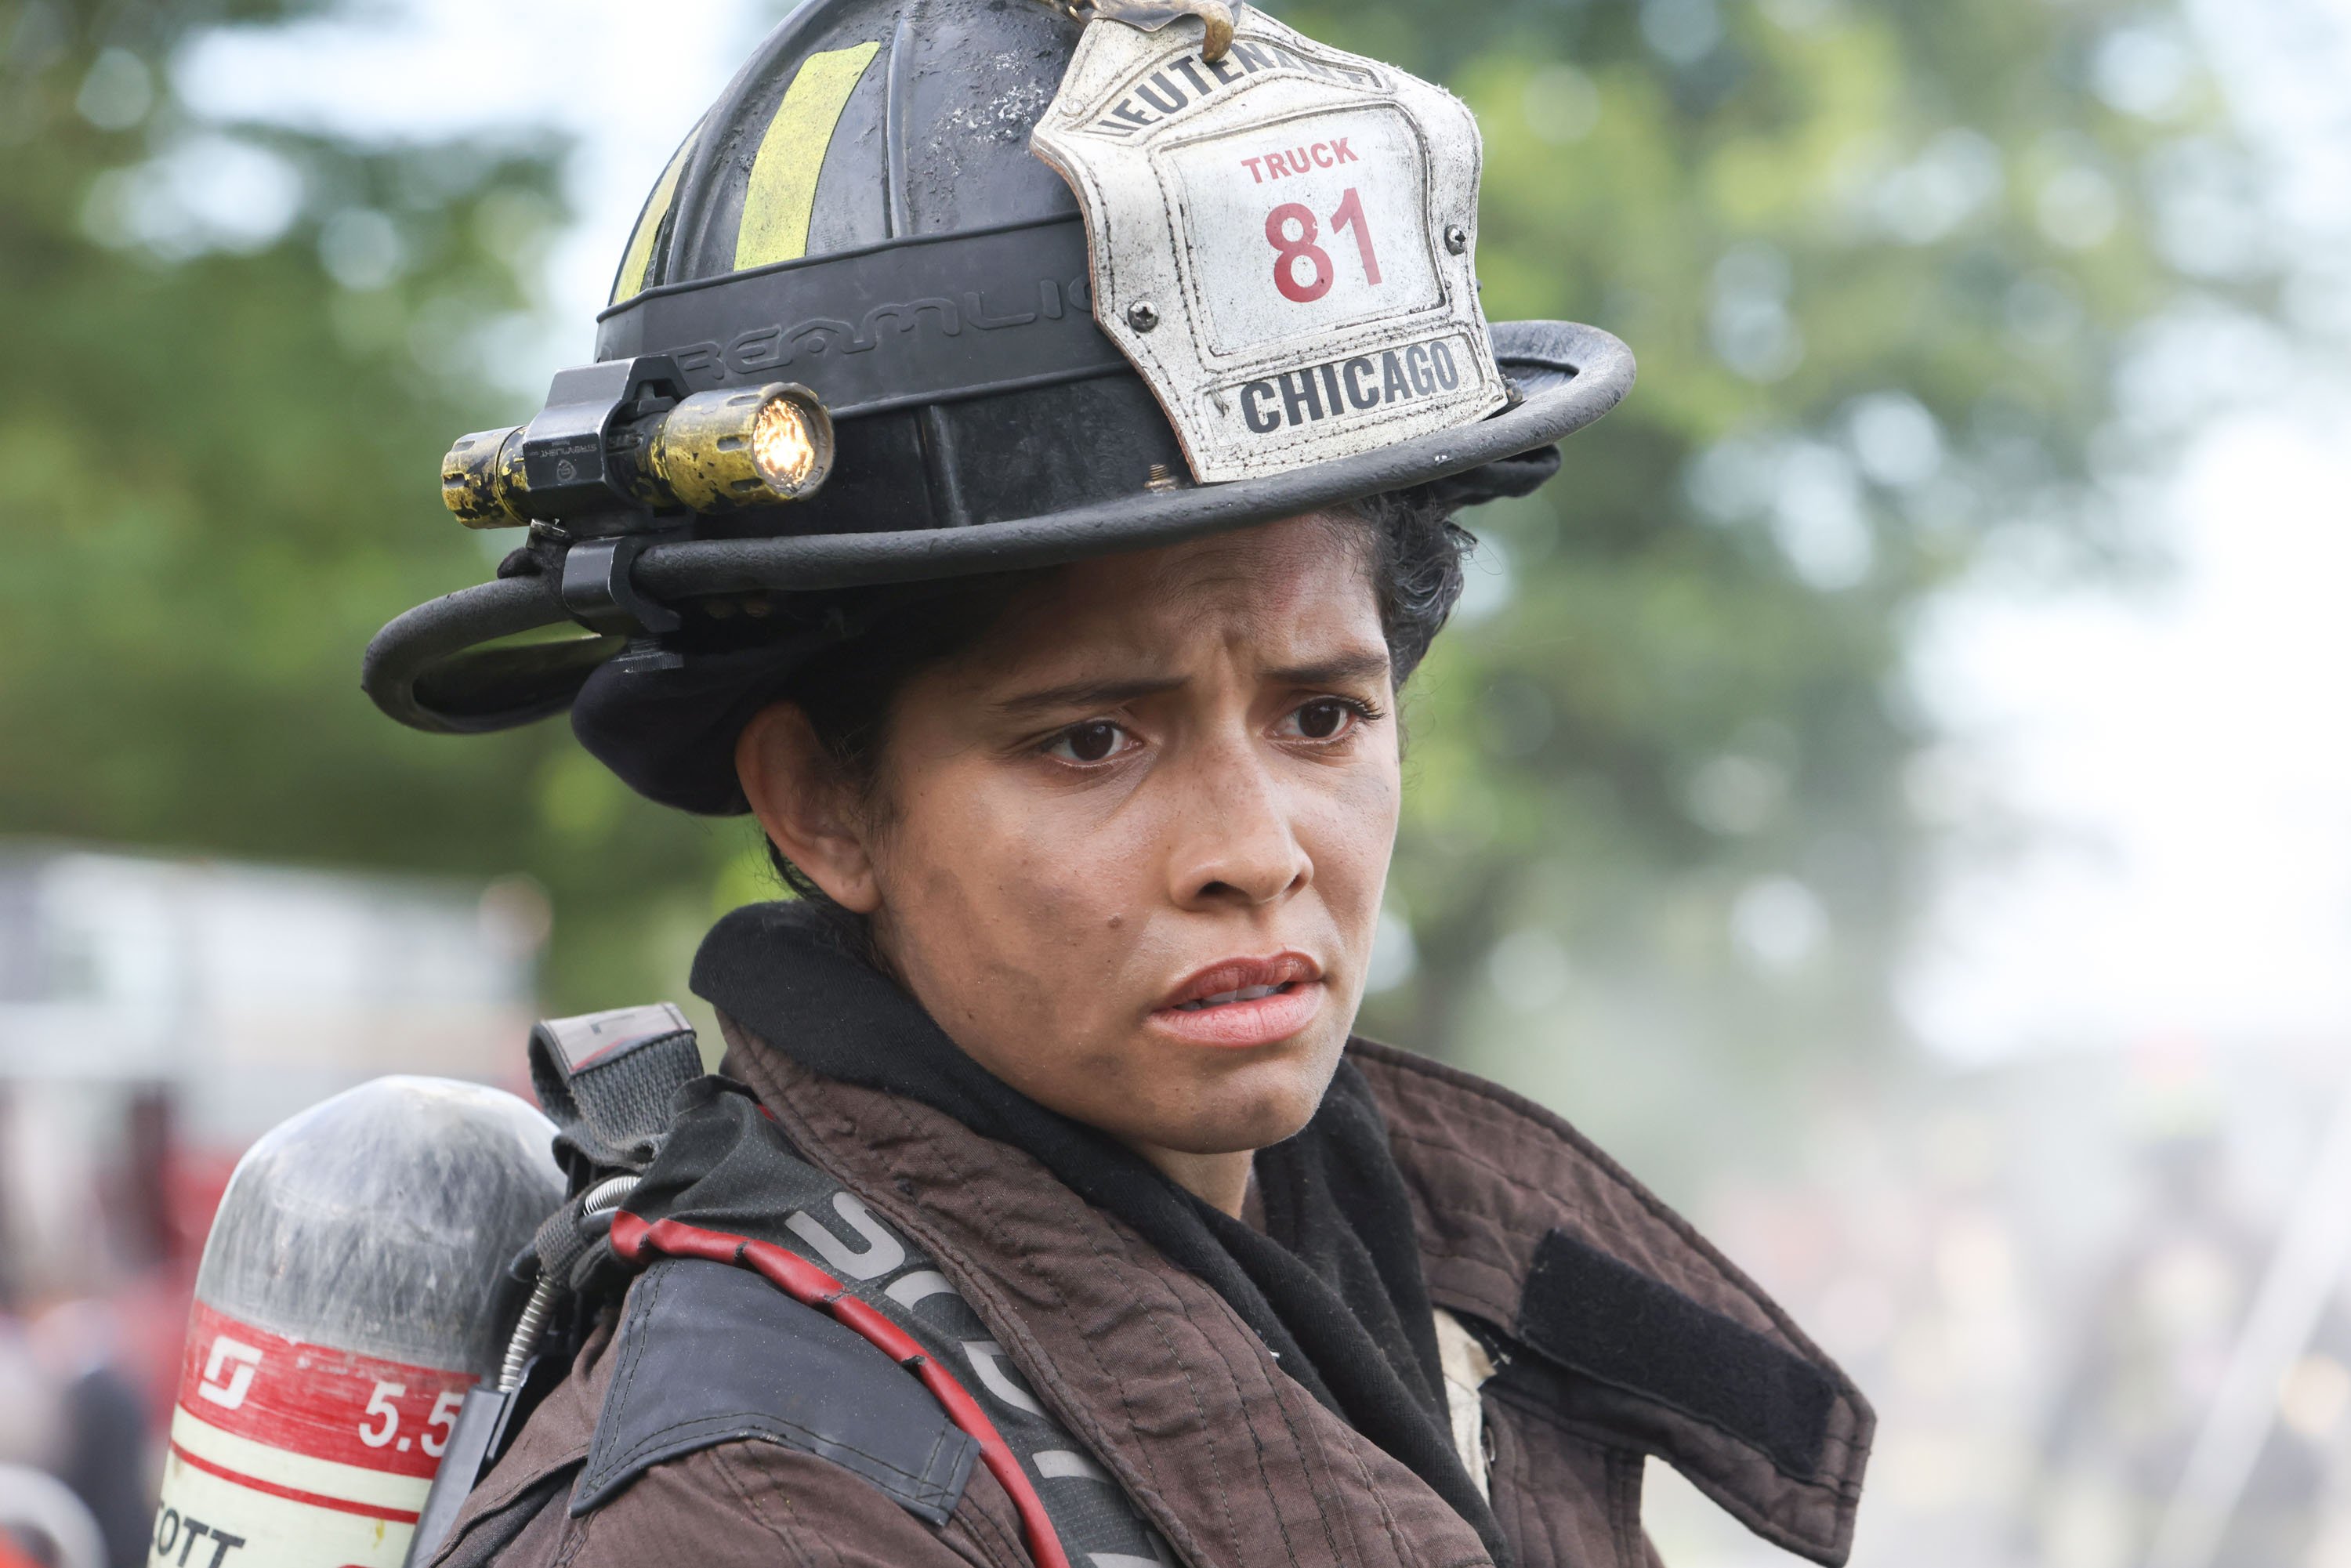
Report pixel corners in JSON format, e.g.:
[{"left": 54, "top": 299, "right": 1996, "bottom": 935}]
[{"left": 150, "top": 1077, "right": 563, "bottom": 1568}]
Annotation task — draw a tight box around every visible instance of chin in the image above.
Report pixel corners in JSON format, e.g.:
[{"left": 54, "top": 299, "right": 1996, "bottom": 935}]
[
  {"left": 1157, "top": 1019, "right": 1354, "bottom": 1150},
  {"left": 1147, "top": 1084, "right": 1325, "bottom": 1157}
]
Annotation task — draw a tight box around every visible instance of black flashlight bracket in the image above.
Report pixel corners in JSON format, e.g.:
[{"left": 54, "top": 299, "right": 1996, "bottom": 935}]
[
  {"left": 517, "top": 356, "right": 686, "bottom": 528},
  {"left": 513, "top": 355, "right": 705, "bottom": 636}
]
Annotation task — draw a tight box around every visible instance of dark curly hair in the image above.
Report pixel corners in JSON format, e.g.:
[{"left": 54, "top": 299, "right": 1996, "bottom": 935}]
[{"left": 760, "top": 492, "right": 1473, "bottom": 900}]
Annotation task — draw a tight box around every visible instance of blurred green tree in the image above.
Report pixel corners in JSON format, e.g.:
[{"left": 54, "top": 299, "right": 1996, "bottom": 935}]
[{"left": 0, "top": 0, "right": 730, "bottom": 1009}]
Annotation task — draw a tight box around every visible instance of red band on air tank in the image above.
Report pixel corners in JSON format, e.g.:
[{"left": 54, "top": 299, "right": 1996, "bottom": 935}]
[{"left": 173, "top": 1298, "right": 477, "bottom": 1479}]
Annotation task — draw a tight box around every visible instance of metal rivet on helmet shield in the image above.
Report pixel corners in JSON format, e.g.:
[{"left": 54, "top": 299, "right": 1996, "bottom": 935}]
[
  {"left": 1127, "top": 301, "right": 1160, "bottom": 332},
  {"left": 1446, "top": 224, "right": 1469, "bottom": 255},
  {"left": 1049, "top": 0, "right": 1236, "bottom": 63}
]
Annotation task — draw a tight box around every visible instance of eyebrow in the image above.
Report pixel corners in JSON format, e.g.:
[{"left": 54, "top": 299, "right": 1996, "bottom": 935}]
[
  {"left": 1263, "top": 649, "right": 1393, "bottom": 690},
  {"left": 990, "top": 647, "right": 1393, "bottom": 719}
]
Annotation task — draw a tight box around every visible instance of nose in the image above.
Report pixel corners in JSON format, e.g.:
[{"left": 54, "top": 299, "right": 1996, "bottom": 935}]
[{"left": 1165, "top": 744, "right": 1311, "bottom": 911}]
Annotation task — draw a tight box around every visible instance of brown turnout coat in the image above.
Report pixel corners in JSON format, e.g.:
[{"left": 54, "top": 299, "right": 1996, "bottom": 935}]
[{"left": 434, "top": 1027, "right": 1871, "bottom": 1568}]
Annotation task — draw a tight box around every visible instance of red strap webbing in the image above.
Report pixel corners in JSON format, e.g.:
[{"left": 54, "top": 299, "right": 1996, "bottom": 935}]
[{"left": 609, "top": 1210, "right": 1073, "bottom": 1568}]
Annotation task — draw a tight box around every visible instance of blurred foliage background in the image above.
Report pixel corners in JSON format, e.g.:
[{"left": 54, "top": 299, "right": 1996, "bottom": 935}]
[{"left": 0, "top": 0, "right": 2264, "bottom": 1188}]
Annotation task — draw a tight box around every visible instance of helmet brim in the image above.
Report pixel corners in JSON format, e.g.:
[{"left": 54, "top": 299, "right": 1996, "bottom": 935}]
[{"left": 362, "top": 318, "right": 1632, "bottom": 801}]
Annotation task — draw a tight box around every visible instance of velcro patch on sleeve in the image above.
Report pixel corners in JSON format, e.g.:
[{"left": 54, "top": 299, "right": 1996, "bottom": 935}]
[
  {"left": 1516, "top": 1229, "right": 1835, "bottom": 1480},
  {"left": 573, "top": 1258, "right": 980, "bottom": 1522}
]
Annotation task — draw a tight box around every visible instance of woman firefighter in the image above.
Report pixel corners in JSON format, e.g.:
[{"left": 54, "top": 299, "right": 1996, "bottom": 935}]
[{"left": 362, "top": 2, "right": 1875, "bottom": 1564}]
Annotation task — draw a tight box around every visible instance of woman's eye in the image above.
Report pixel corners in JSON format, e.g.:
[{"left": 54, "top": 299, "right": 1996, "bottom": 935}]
[
  {"left": 1284, "top": 699, "right": 1360, "bottom": 741},
  {"left": 1045, "top": 720, "right": 1132, "bottom": 763}
]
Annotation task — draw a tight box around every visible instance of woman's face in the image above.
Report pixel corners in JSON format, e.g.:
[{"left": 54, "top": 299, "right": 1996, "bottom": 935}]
[{"left": 743, "top": 516, "right": 1402, "bottom": 1175}]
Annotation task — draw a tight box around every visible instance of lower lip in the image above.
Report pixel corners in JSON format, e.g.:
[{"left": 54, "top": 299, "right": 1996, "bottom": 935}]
[{"left": 1147, "top": 982, "right": 1324, "bottom": 1048}]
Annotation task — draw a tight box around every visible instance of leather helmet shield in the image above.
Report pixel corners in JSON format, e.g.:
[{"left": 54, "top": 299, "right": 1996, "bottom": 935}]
[{"left": 1033, "top": 12, "right": 1505, "bottom": 483}]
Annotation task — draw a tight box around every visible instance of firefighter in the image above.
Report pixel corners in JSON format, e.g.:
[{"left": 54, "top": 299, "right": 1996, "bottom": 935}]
[{"left": 367, "top": 2, "right": 1873, "bottom": 1565}]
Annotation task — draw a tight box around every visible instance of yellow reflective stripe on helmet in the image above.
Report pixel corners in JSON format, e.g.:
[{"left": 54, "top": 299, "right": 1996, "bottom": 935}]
[
  {"left": 735, "top": 42, "right": 883, "bottom": 272},
  {"left": 610, "top": 126, "right": 702, "bottom": 306}
]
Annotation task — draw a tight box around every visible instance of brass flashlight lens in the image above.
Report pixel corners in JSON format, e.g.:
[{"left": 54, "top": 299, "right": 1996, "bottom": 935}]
[
  {"left": 751, "top": 396, "right": 823, "bottom": 494},
  {"left": 441, "top": 425, "right": 530, "bottom": 528},
  {"left": 648, "top": 383, "right": 835, "bottom": 512}
]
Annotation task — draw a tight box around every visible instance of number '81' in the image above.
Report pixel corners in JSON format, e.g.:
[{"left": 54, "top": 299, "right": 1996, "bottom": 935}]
[{"left": 1266, "top": 187, "right": 1382, "bottom": 304}]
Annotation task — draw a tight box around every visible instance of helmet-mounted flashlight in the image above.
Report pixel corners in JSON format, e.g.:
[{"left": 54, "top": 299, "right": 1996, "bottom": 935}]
[{"left": 440, "top": 375, "right": 834, "bottom": 529}]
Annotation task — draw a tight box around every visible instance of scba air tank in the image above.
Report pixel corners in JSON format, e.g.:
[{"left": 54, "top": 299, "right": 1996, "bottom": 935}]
[{"left": 151, "top": 1077, "right": 563, "bottom": 1568}]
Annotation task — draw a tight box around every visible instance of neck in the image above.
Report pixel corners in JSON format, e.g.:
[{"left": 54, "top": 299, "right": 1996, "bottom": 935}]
[{"left": 1127, "top": 1142, "right": 1255, "bottom": 1219}]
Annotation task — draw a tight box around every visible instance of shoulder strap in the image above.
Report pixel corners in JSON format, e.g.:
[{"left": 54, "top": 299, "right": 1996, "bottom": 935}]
[
  {"left": 574, "top": 1257, "right": 980, "bottom": 1520},
  {"left": 529, "top": 1002, "right": 705, "bottom": 1173},
  {"left": 581, "top": 1080, "right": 1176, "bottom": 1568}
]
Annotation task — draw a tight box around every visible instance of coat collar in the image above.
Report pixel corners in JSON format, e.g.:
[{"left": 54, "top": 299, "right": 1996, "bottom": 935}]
[{"left": 1351, "top": 1040, "right": 1871, "bottom": 1566}]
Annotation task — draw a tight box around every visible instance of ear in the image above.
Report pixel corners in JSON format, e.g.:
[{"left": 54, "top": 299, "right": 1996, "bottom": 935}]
[{"left": 734, "top": 703, "right": 882, "bottom": 914}]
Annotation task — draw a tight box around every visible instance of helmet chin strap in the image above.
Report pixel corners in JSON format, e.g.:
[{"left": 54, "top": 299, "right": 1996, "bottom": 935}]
[{"left": 1045, "top": 0, "right": 1236, "bottom": 62}]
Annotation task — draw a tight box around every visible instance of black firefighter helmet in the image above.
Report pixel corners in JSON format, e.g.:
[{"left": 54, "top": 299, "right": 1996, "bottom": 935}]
[{"left": 362, "top": 0, "right": 1635, "bottom": 813}]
